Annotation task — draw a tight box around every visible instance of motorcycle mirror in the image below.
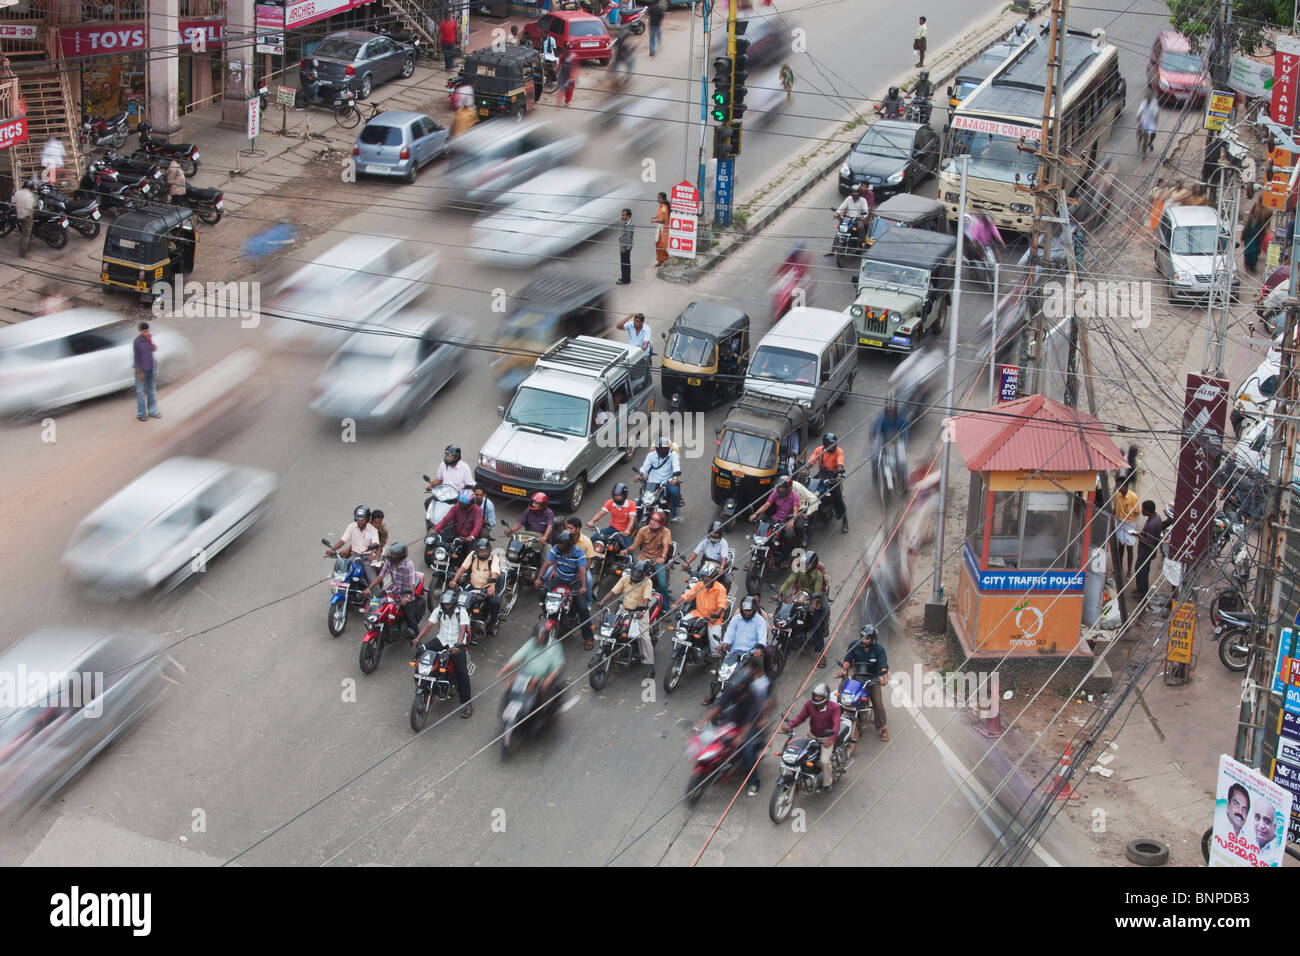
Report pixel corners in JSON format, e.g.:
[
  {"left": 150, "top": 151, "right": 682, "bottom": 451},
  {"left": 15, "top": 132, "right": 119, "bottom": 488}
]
[
  {"left": 497, "top": 405, "right": 505, "bottom": 417},
  {"left": 422, "top": 473, "right": 431, "bottom": 482},
  {"left": 321, "top": 537, "right": 332, "bottom": 547}
]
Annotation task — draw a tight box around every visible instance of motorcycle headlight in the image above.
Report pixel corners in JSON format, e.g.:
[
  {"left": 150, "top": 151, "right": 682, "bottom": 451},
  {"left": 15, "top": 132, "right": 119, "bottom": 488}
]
[
  {"left": 839, "top": 163, "right": 851, "bottom": 178},
  {"left": 886, "top": 169, "right": 905, "bottom": 185},
  {"left": 719, "top": 663, "right": 736, "bottom": 680},
  {"left": 600, "top": 624, "right": 614, "bottom": 637},
  {"left": 417, "top": 659, "right": 434, "bottom": 676},
  {"left": 545, "top": 595, "right": 561, "bottom": 614},
  {"left": 434, "top": 547, "right": 447, "bottom": 562},
  {"left": 543, "top": 468, "right": 565, "bottom": 483},
  {"left": 425, "top": 535, "right": 435, "bottom": 544}
]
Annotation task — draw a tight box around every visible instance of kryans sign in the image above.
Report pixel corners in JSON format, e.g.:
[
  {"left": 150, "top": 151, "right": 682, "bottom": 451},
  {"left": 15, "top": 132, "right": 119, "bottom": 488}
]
[
  {"left": 60, "top": 25, "right": 148, "bottom": 58},
  {"left": 1272, "top": 35, "right": 1300, "bottom": 130}
]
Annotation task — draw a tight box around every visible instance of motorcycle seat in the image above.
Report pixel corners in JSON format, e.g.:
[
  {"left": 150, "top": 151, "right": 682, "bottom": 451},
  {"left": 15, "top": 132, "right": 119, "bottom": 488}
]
[
  {"left": 185, "top": 186, "right": 221, "bottom": 203},
  {"left": 106, "top": 111, "right": 128, "bottom": 126}
]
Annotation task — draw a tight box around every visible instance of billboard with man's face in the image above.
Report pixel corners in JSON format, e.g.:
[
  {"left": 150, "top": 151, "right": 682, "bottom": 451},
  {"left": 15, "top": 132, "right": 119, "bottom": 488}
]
[{"left": 1210, "top": 754, "right": 1292, "bottom": 867}]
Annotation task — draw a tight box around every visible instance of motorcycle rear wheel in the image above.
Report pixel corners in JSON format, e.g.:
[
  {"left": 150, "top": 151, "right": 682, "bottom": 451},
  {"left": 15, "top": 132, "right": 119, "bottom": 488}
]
[
  {"left": 327, "top": 601, "right": 348, "bottom": 637},
  {"left": 42, "top": 226, "right": 68, "bottom": 249},
  {"left": 197, "top": 206, "right": 222, "bottom": 225},
  {"left": 1218, "top": 628, "right": 1249, "bottom": 672},
  {"left": 75, "top": 219, "right": 101, "bottom": 239},
  {"left": 180, "top": 157, "right": 198, "bottom": 176},
  {"left": 589, "top": 653, "right": 612, "bottom": 691},
  {"left": 410, "top": 692, "right": 432, "bottom": 732},
  {"left": 663, "top": 651, "right": 686, "bottom": 694},
  {"left": 768, "top": 780, "right": 796, "bottom": 824},
  {"left": 359, "top": 637, "right": 382, "bottom": 674}
]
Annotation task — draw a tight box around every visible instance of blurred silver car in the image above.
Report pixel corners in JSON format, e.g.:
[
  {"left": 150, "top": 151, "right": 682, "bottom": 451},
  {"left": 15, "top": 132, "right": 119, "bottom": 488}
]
[
  {"left": 441, "top": 121, "right": 586, "bottom": 207},
  {"left": 63, "top": 457, "right": 276, "bottom": 598},
  {"left": 470, "top": 167, "right": 638, "bottom": 268},
  {"left": 310, "top": 308, "right": 469, "bottom": 429},
  {"left": 0, "top": 628, "right": 169, "bottom": 819},
  {"left": 353, "top": 110, "right": 450, "bottom": 183},
  {"left": 0, "top": 309, "right": 190, "bottom": 418}
]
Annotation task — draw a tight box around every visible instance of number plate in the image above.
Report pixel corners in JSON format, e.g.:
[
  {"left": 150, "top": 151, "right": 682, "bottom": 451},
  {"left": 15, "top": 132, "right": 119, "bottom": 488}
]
[
  {"left": 715, "top": 477, "right": 731, "bottom": 489},
  {"left": 91, "top": 210, "right": 101, "bottom": 220},
  {"left": 860, "top": 338, "right": 883, "bottom": 347},
  {"left": 501, "top": 485, "right": 527, "bottom": 497},
  {"left": 686, "top": 377, "right": 701, "bottom": 386},
  {"left": 363, "top": 164, "right": 384, "bottom": 173},
  {"left": 581, "top": 41, "right": 598, "bottom": 47},
  {"left": 478, "top": 107, "right": 489, "bottom": 116}
]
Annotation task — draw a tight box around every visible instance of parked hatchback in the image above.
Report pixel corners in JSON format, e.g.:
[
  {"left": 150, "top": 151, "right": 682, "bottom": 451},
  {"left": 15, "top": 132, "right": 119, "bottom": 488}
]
[
  {"left": 353, "top": 111, "right": 449, "bottom": 183},
  {"left": 1154, "top": 204, "right": 1240, "bottom": 301},
  {"left": 1148, "top": 30, "right": 1208, "bottom": 104},
  {"left": 441, "top": 120, "right": 586, "bottom": 207},
  {"left": 839, "top": 120, "right": 941, "bottom": 199},
  {"left": 522, "top": 11, "right": 611, "bottom": 64},
  {"left": 301, "top": 30, "right": 414, "bottom": 100}
]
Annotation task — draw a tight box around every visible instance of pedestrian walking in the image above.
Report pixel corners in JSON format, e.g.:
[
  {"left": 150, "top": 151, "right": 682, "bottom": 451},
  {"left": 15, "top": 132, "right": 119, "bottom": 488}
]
[
  {"left": 1134, "top": 499, "right": 1162, "bottom": 602},
  {"left": 652, "top": 191, "right": 670, "bottom": 266},
  {"left": 41, "top": 136, "right": 65, "bottom": 186},
  {"left": 559, "top": 49, "right": 578, "bottom": 106},
  {"left": 12, "top": 179, "right": 36, "bottom": 258},
  {"left": 1242, "top": 199, "right": 1270, "bottom": 274},
  {"left": 1137, "top": 90, "right": 1158, "bottom": 158},
  {"left": 1113, "top": 478, "right": 1139, "bottom": 585},
  {"left": 166, "top": 159, "right": 187, "bottom": 205},
  {"left": 913, "top": 16, "right": 927, "bottom": 67},
  {"left": 617, "top": 207, "right": 634, "bottom": 284},
  {"left": 133, "top": 321, "right": 160, "bottom": 421},
  {"left": 440, "top": 14, "right": 459, "bottom": 71},
  {"left": 779, "top": 62, "right": 794, "bottom": 105},
  {"left": 648, "top": 0, "right": 663, "bottom": 57}
]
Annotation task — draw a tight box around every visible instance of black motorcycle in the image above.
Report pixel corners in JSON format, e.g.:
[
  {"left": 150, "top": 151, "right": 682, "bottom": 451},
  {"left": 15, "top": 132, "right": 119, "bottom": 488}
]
[
  {"left": 831, "top": 210, "right": 866, "bottom": 269},
  {"left": 132, "top": 122, "right": 201, "bottom": 176},
  {"left": 455, "top": 586, "right": 492, "bottom": 644},
  {"left": 634, "top": 475, "right": 672, "bottom": 528},
  {"left": 35, "top": 183, "right": 101, "bottom": 239},
  {"left": 905, "top": 93, "right": 932, "bottom": 124},
  {"left": 426, "top": 534, "right": 472, "bottom": 602},
  {"left": 0, "top": 202, "right": 69, "bottom": 249},
  {"left": 745, "top": 517, "right": 787, "bottom": 594},
  {"left": 663, "top": 609, "right": 714, "bottom": 694},
  {"left": 589, "top": 598, "right": 664, "bottom": 690},
  {"left": 410, "top": 642, "right": 470, "bottom": 731},
  {"left": 808, "top": 468, "right": 845, "bottom": 536},
  {"left": 501, "top": 667, "right": 567, "bottom": 758},
  {"left": 180, "top": 185, "right": 223, "bottom": 225},
  {"left": 296, "top": 74, "right": 359, "bottom": 124},
  {"left": 765, "top": 600, "right": 807, "bottom": 678},
  {"left": 80, "top": 109, "right": 129, "bottom": 151},
  {"left": 81, "top": 160, "right": 155, "bottom": 213},
  {"left": 768, "top": 729, "right": 850, "bottom": 824},
  {"left": 103, "top": 151, "right": 166, "bottom": 189}
]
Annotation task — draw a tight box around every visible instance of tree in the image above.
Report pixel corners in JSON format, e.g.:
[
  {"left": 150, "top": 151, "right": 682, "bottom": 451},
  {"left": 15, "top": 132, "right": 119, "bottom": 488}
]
[{"left": 1167, "top": 0, "right": 1291, "bottom": 56}]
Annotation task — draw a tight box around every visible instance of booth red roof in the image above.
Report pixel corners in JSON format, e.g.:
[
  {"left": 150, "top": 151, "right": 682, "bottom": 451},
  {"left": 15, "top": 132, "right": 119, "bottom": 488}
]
[{"left": 950, "top": 394, "right": 1128, "bottom": 473}]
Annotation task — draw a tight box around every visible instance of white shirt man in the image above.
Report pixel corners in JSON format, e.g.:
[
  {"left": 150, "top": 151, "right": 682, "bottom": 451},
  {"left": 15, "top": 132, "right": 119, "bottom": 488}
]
[
  {"left": 429, "top": 602, "right": 471, "bottom": 646},
  {"left": 836, "top": 192, "right": 870, "bottom": 219},
  {"left": 438, "top": 459, "right": 475, "bottom": 491},
  {"left": 338, "top": 520, "right": 380, "bottom": 558}
]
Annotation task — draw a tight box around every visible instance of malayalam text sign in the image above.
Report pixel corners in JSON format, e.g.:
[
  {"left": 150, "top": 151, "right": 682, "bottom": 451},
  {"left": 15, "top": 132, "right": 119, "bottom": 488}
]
[
  {"left": 1167, "top": 601, "right": 1196, "bottom": 665},
  {"left": 1204, "top": 89, "right": 1234, "bottom": 132},
  {"left": 1230, "top": 55, "right": 1273, "bottom": 97},
  {"left": 1170, "top": 375, "right": 1228, "bottom": 564},
  {"left": 1211, "top": 754, "right": 1293, "bottom": 866}
]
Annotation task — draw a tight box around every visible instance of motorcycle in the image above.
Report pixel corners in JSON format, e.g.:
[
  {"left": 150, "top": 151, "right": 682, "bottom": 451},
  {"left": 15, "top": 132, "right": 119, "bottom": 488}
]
[
  {"left": 904, "top": 93, "right": 932, "bottom": 124},
  {"left": 132, "top": 122, "right": 201, "bottom": 177},
  {"left": 79, "top": 160, "right": 154, "bottom": 214},
  {"left": 874, "top": 99, "right": 905, "bottom": 120},
  {"left": 831, "top": 210, "right": 867, "bottom": 269},
  {"left": 500, "top": 666, "right": 568, "bottom": 758},
  {"left": 590, "top": 531, "right": 634, "bottom": 590},
  {"left": 684, "top": 720, "right": 745, "bottom": 807},
  {"left": 456, "top": 585, "right": 492, "bottom": 644},
  {"left": 836, "top": 676, "right": 877, "bottom": 737},
  {"left": 808, "top": 468, "right": 845, "bottom": 536},
  {"left": 409, "top": 642, "right": 473, "bottom": 731},
  {"left": 768, "top": 728, "right": 850, "bottom": 823},
  {"left": 589, "top": 597, "right": 664, "bottom": 690},
  {"left": 708, "top": 648, "right": 752, "bottom": 707},
  {"left": 770, "top": 247, "right": 814, "bottom": 319},
  {"left": 745, "top": 517, "right": 788, "bottom": 594},
  {"left": 962, "top": 237, "right": 999, "bottom": 291},
  {"left": 425, "top": 533, "right": 471, "bottom": 603},
  {"left": 663, "top": 608, "right": 715, "bottom": 694},
  {"left": 80, "top": 109, "right": 129, "bottom": 151},
  {"left": 358, "top": 574, "right": 426, "bottom": 674},
  {"left": 34, "top": 183, "right": 101, "bottom": 239},
  {"left": 322, "top": 537, "right": 373, "bottom": 636},
  {"left": 102, "top": 151, "right": 166, "bottom": 190},
  {"left": 541, "top": 583, "right": 582, "bottom": 637},
  {"left": 634, "top": 475, "right": 672, "bottom": 528},
  {"left": 0, "top": 202, "right": 69, "bottom": 249},
  {"left": 612, "top": 4, "right": 647, "bottom": 33},
  {"left": 421, "top": 477, "right": 459, "bottom": 567},
  {"left": 180, "top": 185, "right": 224, "bottom": 225},
  {"left": 503, "top": 531, "right": 545, "bottom": 616},
  {"left": 765, "top": 598, "right": 809, "bottom": 679},
  {"left": 296, "top": 75, "right": 360, "bottom": 122},
  {"left": 875, "top": 439, "right": 907, "bottom": 508}
]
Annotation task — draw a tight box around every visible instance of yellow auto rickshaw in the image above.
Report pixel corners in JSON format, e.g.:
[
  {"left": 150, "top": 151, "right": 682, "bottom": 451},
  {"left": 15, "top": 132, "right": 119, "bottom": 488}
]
[
  {"left": 711, "top": 394, "right": 809, "bottom": 519},
  {"left": 660, "top": 301, "right": 749, "bottom": 412},
  {"left": 100, "top": 201, "right": 196, "bottom": 305}
]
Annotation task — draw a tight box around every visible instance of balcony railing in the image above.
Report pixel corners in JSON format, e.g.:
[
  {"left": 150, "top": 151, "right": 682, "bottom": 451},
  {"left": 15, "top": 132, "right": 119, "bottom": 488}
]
[{"left": 77, "top": 0, "right": 147, "bottom": 22}]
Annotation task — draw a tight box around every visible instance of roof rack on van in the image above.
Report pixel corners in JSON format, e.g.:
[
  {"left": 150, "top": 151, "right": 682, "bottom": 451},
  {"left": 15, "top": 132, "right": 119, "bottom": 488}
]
[
  {"left": 727, "top": 392, "right": 805, "bottom": 420},
  {"left": 535, "top": 336, "right": 631, "bottom": 379}
]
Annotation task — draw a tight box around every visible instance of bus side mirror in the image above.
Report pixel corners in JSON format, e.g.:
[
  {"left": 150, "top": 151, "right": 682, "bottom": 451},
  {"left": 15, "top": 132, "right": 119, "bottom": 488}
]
[{"left": 946, "top": 85, "right": 953, "bottom": 98}]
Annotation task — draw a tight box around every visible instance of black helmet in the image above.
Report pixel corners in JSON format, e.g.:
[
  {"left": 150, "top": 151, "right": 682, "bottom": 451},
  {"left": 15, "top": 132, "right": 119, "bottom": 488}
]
[
  {"left": 860, "top": 624, "right": 878, "bottom": 642},
  {"left": 612, "top": 481, "right": 629, "bottom": 501},
  {"left": 740, "top": 595, "right": 759, "bottom": 618},
  {"left": 811, "top": 682, "right": 830, "bottom": 708},
  {"left": 630, "top": 559, "right": 650, "bottom": 582},
  {"left": 708, "top": 520, "right": 724, "bottom": 540},
  {"left": 388, "top": 541, "right": 408, "bottom": 560},
  {"left": 888, "top": 85, "right": 900, "bottom": 98},
  {"left": 823, "top": 432, "right": 837, "bottom": 450},
  {"left": 353, "top": 505, "right": 371, "bottom": 522},
  {"left": 777, "top": 474, "right": 793, "bottom": 490},
  {"left": 443, "top": 444, "right": 461, "bottom": 465},
  {"left": 802, "top": 550, "right": 818, "bottom": 572},
  {"left": 555, "top": 529, "right": 574, "bottom": 550},
  {"left": 439, "top": 588, "right": 456, "bottom": 610},
  {"left": 475, "top": 537, "right": 491, "bottom": 556},
  {"left": 919, "top": 69, "right": 930, "bottom": 81}
]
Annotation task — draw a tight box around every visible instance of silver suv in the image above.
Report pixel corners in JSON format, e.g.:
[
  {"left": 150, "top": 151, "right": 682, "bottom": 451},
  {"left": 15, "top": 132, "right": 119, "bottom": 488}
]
[{"left": 474, "top": 336, "right": 654, "bottom": 511}]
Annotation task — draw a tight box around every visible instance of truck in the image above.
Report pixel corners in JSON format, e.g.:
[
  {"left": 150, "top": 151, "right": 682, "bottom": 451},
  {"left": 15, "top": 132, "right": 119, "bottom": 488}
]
[{"left": 847, "top": 228, "right": 956, "bottom": 354}]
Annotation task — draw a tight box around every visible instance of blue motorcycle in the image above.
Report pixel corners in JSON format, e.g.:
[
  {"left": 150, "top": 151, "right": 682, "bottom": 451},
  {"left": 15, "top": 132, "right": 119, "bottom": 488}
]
[{"left": 322, "top": 537, "right": 372, "bottom": 637}]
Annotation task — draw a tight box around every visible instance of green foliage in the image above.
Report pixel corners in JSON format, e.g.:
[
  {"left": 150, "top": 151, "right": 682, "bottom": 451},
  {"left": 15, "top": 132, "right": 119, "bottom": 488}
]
[{"left": 1167, "top": 0, "right": 1290, "bottom": 55}]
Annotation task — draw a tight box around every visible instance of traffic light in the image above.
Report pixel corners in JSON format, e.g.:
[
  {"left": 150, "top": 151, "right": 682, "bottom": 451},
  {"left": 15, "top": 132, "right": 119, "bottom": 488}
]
[
  {"left": 713, "top": 122, "right": 734, "bottom": 161},
  {"left": 732, "top": 28, "right": 750, "bottom": 124},
  {"left": 711, "top": 56, "right": 732, "bottom": 123},
  {"left": 728, "top": 123, "right": 742, "bottom": 157}
]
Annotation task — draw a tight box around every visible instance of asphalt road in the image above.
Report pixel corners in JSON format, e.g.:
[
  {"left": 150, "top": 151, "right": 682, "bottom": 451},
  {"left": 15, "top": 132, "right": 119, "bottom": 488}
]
[{"left": 0, "top": 0, "right": 1184, "bottom": 866}]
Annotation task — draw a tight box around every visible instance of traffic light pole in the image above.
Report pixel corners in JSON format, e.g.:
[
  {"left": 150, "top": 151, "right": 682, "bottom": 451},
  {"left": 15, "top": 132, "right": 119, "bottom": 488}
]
[{"left": 695, "top": 0, "right": 709, "bottom": 205}]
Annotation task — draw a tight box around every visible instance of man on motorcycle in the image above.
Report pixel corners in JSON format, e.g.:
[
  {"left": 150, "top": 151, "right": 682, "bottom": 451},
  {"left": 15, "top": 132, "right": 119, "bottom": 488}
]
[
  {"left": 777, "top": 549, "right": 829, "bottom": 662},
  {"left": 913, "top": 69, "right": 934, "bottom": 102},
  {"left": 468, "top": 483, "right": 497, "bottom": 536},
  {"left": 324, "top": 505, "right": 381, "bottom": 584},
  {"left": 705, "top": 595, "right": 767, "bottom": 705},
  {"left": 434, "top": 489, "right": 484, "bottom": 548},
  {"left": 597, "top": 559, "right": 657, "bottom": 678},
  {"left": 450, "top": 538, "right": 502, "bottom": 634},
  {"left": 586, "top": 481, "right": 638, "bottom": 548},
  {"left": 564, "top": 516, "right": 598, "bottom": 594},
  {"left": 824, "top": 184, "right": 871, "bottom": 257},
  {"left": 362, "top": 542, "right": 424, "bottom": 640},
  {"left": 751, "top": 475, "right": 808, "bottom": 561},
  {"left": 871, "top": 395, "right": 910, "bottom": 481},
  {"left": 803, "top": 432, "right": 849, "bottom": 534},
  {"left": 537, "top": 530, "right": 594, "bottom": 650},
  {"left": 498, "top": 621, "right": 566, "bottom": 712},
  {"left": 629, "top": 509, "right": 673, "bottom": 602},
  {"left": 879, "top": 85, "right": 905, "bottom": 119},
  {"left": 784, "top": 683, "right": 843, "bottom": 793},
  {"left": 428, "top": 444, "right": 474, "bottom": 493},
  {"left": 507, "top": 491, "right": 556, "bottom": 544},
  {"left": 413, "top": 589, "right": 474, "bottom": 718},
  {"left": 638, "top": 437, "right": 682, "bottom": 521},
  {"left": 681, "top": 521, "right": 733, "bottom": 589},
  {"left": 837, "top": 624, "right": 890, "bottom": 750},
  {"left": 669, "top": 562, "right": 729, "bottom": 658}
]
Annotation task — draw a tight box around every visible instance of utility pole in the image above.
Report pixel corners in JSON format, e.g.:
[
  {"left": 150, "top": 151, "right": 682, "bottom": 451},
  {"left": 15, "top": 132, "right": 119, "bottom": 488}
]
[{"left": 1203, "top": 168, "right": 1240, "bottom": 378}]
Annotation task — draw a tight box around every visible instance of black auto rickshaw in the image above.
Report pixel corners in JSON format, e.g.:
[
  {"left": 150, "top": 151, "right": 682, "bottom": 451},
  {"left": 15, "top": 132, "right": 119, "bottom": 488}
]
[
  {"left": 494, "top": 269, "right": 611, "bottom": 393},
  {"left": 711, "top": 394, "right": 810, "bottom": 519},
  {"left": 863, "top": 194, "right": 947, "bottom": 249},
  {"left": 463, "top": 46, "right": 543, "bottom": 119},
  {"left": 100, "top": 202, "right": 196, "bottom": 304},
  {"left": 660, "top": 302, "right": 750, "bottom": 412}
]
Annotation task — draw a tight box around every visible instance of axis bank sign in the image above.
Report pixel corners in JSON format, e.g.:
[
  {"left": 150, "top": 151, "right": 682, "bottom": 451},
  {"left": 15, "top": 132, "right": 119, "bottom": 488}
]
[{"left": 60, "top": 24, "right": 148, "bottom": 58}]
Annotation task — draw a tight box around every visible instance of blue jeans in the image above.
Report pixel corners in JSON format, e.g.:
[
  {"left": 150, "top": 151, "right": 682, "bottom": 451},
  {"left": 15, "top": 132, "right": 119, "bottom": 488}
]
[
  {"left": 741, "top": 725, "right": 764, "bottom": 786},
  {"left": 135, "top": 369, "right": 158, "bottom": 418},
  {"left": 664, "top": 482, "right": 681, "bottom": 517},
  {"left": 649, "top": 24, "right": 661, "bottom": 55},
  {"left": 649, "top": 560, "right": 671, "bottom": 602},
  {"left": 595, "top": 526, "right": 632, "bottom": 549}
]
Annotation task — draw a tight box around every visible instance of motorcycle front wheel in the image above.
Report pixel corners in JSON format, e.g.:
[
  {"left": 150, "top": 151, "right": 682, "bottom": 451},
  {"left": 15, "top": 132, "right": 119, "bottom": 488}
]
[
  {"left": 42, "top": 226, "right": 68, "bottom": 249},
  {"left": 745, "top": 564, "right": 763, "bottom": 595},
  {"left": 685, "top": 769, "right": 707, "bottom": 808},
  {"left": 327, "top": 600, "right": 348, "bottom": 637},
  {"left": 766, "top": 639, "right": 788, "bottom": 678},
  {"left": 588, "top": 653, "right": 612, "bottom": 691},
  {"left": 359, "top": 636, "right": 382, "bottom": 674},
  {"left": 769, "top": 780, "right": 796, "bottom": 824},
  {"left": 835, "top": 245, "right": 848, "bottom": 269},
  {"left": 663, "top": 651, "right": 686, "bottom": 694},
  {"left": 74, "top": 219, "right": 101, "bottom": 239},
  {"left": 501, "top": 719, "right": 521, "bottom": 759},
  {"left": 410, "top": 691, "right": 432, "bottom": 732}
]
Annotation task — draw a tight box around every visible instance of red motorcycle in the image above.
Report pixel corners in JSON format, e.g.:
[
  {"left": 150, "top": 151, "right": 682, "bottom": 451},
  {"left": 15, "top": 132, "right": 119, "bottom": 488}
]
[
  {"left": 359, "top": 574, "right": 426, "bottom": 674},
  {"left": 770, "top": 242, "right": 814, "bottom": 318},
  {"left": 684, "top": 721, "right": 745, "bottom": 807}
]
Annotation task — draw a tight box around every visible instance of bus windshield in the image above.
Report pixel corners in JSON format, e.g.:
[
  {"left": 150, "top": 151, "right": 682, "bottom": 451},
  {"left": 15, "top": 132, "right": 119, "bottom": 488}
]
[{"left": 945, "top": 130, "right": 1037, "bottom": 184}]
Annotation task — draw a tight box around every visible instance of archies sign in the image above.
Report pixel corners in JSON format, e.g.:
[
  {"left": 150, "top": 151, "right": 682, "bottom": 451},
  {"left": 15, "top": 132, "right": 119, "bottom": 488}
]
[{"left": 59, "top": 24, "right": 148, "bottom": 58}]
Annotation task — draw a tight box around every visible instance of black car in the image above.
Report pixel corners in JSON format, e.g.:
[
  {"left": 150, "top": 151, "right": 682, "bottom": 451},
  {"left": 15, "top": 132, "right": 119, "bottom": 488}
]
[
  {"left": 838, "top": 120, "right": 941, "bottom": 199},
  {"left": 301, "top": 30, "right": 415, "bottom": 100}
]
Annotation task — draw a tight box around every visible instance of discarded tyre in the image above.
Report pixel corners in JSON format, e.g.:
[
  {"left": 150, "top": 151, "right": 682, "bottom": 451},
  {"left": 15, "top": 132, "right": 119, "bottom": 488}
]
[{"left": 1125, "top": 837, "right": 1169, "bottom": 866}]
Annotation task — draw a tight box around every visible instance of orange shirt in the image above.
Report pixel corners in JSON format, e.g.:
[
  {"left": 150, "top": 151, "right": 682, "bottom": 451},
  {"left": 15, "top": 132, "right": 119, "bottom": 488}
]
[
  {"left": 682, "top": 580, "right": 728, "bottom": 623},
  {"left": 807, "top": 444, "right": 845, "bottom": 473}
]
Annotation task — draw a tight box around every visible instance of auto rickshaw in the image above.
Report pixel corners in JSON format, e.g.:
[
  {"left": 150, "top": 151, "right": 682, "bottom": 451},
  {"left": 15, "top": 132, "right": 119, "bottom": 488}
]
[
  {"left": 711, "top": 394, "right": 810, "bottom": 519},
  {"left": 463, "top": 46, "right": 543, "bottom": 120},
  {"left": 494, "top": 270, "right": 611, "bottom": 394},
  {"left": 660, "top": 301, "right": 749, "bottom": 412},
  {"left": 100, "top": 202, "right": 196, "bottom": 305}
]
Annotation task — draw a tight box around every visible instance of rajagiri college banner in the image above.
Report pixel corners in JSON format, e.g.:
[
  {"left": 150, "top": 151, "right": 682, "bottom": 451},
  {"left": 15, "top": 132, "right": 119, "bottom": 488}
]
[{"left": 60, "top": 24, "right": 148, "bottom": 58}]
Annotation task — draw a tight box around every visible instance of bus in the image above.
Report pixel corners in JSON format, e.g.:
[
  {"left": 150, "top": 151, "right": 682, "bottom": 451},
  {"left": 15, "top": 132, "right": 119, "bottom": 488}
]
[{"left": 938, "top": 27, "right": 1125, "bottom": 233}]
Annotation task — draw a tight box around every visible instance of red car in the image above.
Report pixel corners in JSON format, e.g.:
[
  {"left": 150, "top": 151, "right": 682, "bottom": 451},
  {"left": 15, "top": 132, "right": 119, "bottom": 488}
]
[
  {"left": 1147, "top": 30, "right": 1209, "bottom": 104},
  {"left": 522, "top": 11, "right": 612, "bottom": 64}
]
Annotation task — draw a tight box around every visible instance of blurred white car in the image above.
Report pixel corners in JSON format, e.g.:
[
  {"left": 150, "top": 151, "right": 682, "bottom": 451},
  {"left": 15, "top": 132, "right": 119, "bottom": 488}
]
[
  {"left": 608, "top": 86, "right": 674, "bottom": 154},
  {"left": 0, "top": 309, "right": 190, "bottom": 418},
  {"left": 63, "top": 457, "right": 276, "bottom": 598},
  {"left": 441, "top": 121, "right": 586, "bottom": 207},
  {"left": 469, "top": 168, "right": 639, "bottom": 268}
]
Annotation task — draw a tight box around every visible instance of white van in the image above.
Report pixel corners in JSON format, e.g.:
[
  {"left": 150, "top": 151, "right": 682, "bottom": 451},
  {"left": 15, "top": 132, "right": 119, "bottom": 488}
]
[
  {"left": 1154, "top": 204, "right": 1240, "bottom": 301},
  {"left": 744, "top": 307, "right": 858, "bottom": 429}
]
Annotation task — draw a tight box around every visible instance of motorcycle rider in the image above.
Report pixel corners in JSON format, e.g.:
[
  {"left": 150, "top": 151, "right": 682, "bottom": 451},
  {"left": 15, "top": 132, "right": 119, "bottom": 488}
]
[
  {"left": 705, "top": 595, "right": 767, "bottom": 705},
  {"left": 701, "top": 665, "right": 764, "bottom": 791},
  {"left": 428, "top": 444, "right": 474, "bottom": 493},
  {"left": 434, "top": 488, "right": 484, "bottom": 549},
  {"left": 597, "top": 558, "right": 657, "bottom": 678},
  {"left": 450, "top": 537, "right": 502, "bottom": 635},
  {"left": 803, "top": 432, "right": 849, "bottom": 534},
  {"left": 680, "top": 520, "right": 733, "bottom": 589},
  {"left": 910, "top": 71, "right": 933, "bottom": 123},
  {"left": 825, "top": 183, "right": 871, "bottom": 257},
  {"left": 537, "top": 529, "right": 594, "bottom": 650},
  {"left": 324, "top": 505, "right": 381, "bottom": 585},
  {"left": 564, "top": 515, "right": 598, "bottom": 594},
  {"left": 750, "top": 474, "right": 808, "bottom": 563},
  {"left": 413, "top": 589, "right": 474, "bottom": 718},
  {"left": 467, "top": 483, "right": 497, "bottom": 536},
  {"left": 669, "top": 562, "right": 729, "bottom": 659},
  {"left": 498, "top": 620, "right": 566, "bottom": 719},
  {"left": 783, "top": 683, "right": 843, "bottom": 793},
  {"left": 629, "top": 509, "right": 674, "bottom": 602},
  {"left": 777, "top": 549, "right": 830, "bottom": 663},
  {"left": 507, "top": 491, "right": 556, "bottom": 545},
  {"left": 638, "top": 436, "right": 682, "bottom": 521},
  {"left": 837, "top": 624, "right": 890, "bottom": 750},
  {"left": 878, "top": 85, "right": 905, "bottom": 119},
  {"left": 871, "top": 394, "right": 910, "bottom": 482},
  {"left": 362, "top": 541, "right": 424, "bottom": 640},
  {"left": 586, "top": 481, "right": 638, "bottom": 548}
]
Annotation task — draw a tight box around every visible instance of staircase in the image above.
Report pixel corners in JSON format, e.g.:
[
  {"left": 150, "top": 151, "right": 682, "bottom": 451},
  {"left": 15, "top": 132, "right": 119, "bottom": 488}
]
[
  {"left": 379, "top": 0, "right": 440, "bottom": 53},
  {"left": 9, "top": 67, "right": 84, "bottom": 186}
]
